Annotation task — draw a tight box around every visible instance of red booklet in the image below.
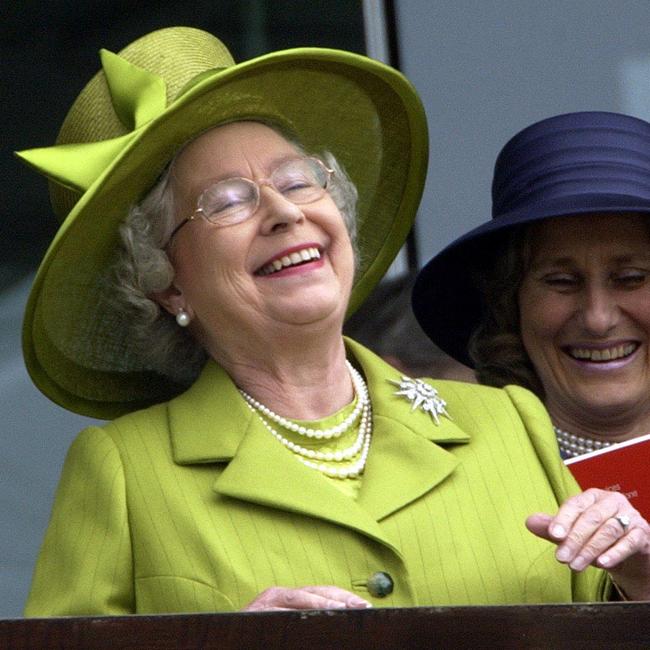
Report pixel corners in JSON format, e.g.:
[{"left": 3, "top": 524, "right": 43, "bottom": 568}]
[{"left": 564, "top": 432, "right": 650, "bottom": 520}]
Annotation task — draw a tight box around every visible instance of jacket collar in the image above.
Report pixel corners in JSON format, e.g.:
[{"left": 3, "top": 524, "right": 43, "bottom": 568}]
[{"left": 167, "top": 340, "right": 471, "bottom": 553}]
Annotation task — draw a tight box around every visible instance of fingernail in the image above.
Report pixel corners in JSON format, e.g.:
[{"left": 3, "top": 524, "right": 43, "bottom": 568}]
[
  {"left": 551, "top": 524, "right": 566, "bottom": 538},
  {"left": 599, "top": 555, "right": 611, "bottom": 567},
  {"left": 570, "top": 556, "right": 586, "bottom": 571},
  {"left": 347, "top": 598, "right": 372, "bottom": 609},
  {"left": 556, "top": 546, "right": 571, "bottom": 562}
]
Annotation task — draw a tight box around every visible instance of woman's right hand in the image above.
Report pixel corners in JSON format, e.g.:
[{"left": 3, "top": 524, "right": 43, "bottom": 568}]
[
  {"left": 243, "top": 585, "right": 372, "bottom": 611},
  {"left": 526, "top": 487, "right": 650, "bottom": 599}
]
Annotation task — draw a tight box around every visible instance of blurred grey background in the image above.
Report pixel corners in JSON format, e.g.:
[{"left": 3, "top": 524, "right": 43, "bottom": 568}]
[{"left": 3, "top": 0, "right": 650, "bottom": 617}]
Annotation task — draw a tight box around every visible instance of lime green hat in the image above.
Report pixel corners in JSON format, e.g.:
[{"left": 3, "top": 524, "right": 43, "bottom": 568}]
[{"left": 16, "top": 26, "right": 428, "bottom": 419}]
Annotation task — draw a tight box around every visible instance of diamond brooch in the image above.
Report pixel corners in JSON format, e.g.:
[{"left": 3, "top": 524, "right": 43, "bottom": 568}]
[{"left": 389, "top": 376, "right": 450, "bottom": 424}]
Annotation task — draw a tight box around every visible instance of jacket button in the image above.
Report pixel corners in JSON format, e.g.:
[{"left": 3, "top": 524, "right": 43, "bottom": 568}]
[{"left": 367, "top": 571, "right": 394, "bottom": 597}]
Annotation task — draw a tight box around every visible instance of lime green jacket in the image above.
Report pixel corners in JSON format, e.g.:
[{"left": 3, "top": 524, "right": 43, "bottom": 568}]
[{"left": 25, "top": 339, "right": 607, "bottom": 615}]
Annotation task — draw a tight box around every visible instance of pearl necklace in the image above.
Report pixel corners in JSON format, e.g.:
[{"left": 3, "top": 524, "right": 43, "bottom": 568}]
[
  {"left": 239, "top": 362, "right": 373, "bottom": 478},
  {"left": 244, "top": 399, "right": 370, "bottom": 462},
  {"left": 298, "top": 406, "right": 372, "bottom": 478},
  {"left": 239, "top": 360, "right": 366, "bottom": 439},
  {"left": 553, "top": 425, "right": 613, "bottom": 458},
  {"left": 246, "top": 401, "right": 373, "bottom": 478}
]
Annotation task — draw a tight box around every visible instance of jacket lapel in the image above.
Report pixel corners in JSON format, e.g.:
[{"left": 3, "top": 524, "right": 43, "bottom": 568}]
[
  {"left": 345, "top": 338, "right": 470, "bottom": 521},
  {"left": 167, "top": 360, "right": 401, "bottom": 553},
  {"left": 167, "top": 343, "right": 472, "bottom": 554},
  {"left": 216, "top": 417, "right": 402, "bottom": 554}
]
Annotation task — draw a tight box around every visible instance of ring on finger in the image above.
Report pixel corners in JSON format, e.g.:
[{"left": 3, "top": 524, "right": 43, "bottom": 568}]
[{"left": 614, "top": 514, "right": 631, "bottom": 532}]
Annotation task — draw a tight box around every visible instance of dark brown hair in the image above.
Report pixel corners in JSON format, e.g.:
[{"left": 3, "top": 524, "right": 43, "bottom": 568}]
[{"left": 468, "top": 226, "right": 544, "bottom": 396}]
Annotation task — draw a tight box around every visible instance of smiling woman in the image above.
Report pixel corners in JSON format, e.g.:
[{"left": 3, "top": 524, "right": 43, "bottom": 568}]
[
  {"left": 113, "top": 121, "right": 360, "bottom": 383},
  {"left": 412, "top": 112, "right": 650, "bottom": 456},
  {"left": 518, "top": 213, "right": 650, "bottom": 443},
  {"left": 157, "top": 122, "right": 358, "bottom": 370}
]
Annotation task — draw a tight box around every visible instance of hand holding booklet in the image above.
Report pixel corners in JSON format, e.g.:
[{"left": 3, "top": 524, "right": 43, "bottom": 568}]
[{"left": 564, "top": 432, "right": 650, "bottom": 520}]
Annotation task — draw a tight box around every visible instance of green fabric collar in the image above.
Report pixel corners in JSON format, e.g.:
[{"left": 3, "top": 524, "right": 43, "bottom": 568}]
[
  {"left": 166, "top": 340, "right": 469, "bottom": 549},
  {"left": 168, "top": 338, "right": 470, "bottom": 465}
]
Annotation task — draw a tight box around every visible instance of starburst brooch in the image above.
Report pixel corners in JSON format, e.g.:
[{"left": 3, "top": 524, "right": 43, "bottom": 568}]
[{"left": 389, "top": 376, "right": 450, "bottom": 425}]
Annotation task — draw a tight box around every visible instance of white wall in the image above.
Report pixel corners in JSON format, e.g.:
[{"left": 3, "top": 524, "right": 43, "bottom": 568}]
[{"left": 395, "top": 0, "right": 650, "bottom": 262}]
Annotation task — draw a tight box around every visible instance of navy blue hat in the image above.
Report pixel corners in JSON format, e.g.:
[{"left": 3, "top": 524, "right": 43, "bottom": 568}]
[{"left": 412, "top": 111, "right": 650, "bottom": 367}]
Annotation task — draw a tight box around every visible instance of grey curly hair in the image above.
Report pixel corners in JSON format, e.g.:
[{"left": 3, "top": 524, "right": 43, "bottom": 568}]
[
  {"left": 467, "top": 227, "right": 545, "bottom": 397},
  {"left": 109, "top": 131, "right": 359, "bottom": 384}
]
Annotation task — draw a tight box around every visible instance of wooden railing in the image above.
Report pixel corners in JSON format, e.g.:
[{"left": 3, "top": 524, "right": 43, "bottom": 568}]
[{"left": 1, "top": 603, "right": 649, "bottom": 649}]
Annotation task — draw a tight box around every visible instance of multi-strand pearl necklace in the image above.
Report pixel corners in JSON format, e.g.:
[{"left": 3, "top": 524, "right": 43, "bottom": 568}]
[
  {"left": 553, "top": 425, "right": 613, "bottom": 459},
  {"left": 239, "top": 361, "right": 373, "bottom": 478}
]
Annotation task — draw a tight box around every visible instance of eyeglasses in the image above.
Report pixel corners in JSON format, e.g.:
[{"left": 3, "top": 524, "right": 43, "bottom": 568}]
[{"left": 166, "top": 156, "right": 334, "bottom": 246}]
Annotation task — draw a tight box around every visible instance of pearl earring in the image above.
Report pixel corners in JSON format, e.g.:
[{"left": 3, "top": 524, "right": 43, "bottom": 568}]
[{"left": 176, "top": 308, "right": 191, "bottom": 327}]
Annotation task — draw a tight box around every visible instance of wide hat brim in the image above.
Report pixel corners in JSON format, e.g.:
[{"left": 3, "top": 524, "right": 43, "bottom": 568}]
[
  {"left": 412, "top": 194, "right": 650, "bottom": 368},
  {"left": 22, "top": 41, "right": 428, "bottom": 418}
]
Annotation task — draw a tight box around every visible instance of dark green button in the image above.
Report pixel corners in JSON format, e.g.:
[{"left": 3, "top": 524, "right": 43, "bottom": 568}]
[{"left": 367, "top": 571, "right": 394, "bottom": 597}]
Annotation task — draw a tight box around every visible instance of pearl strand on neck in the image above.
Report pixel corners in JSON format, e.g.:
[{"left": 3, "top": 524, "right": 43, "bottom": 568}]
[
  {"left": 553, "top": 425, "right": 613, "bottom": 458},
  {"left": 239, "top": 360, "right": 365, "bottom": 439},
  {"left": 239, "top": 361, "right": 373, "bottom": 478},
  {"left": 244, "top": 399, "right": 369, "bottom": 462},
  {"left": 297, "top": 404, "right": 372, "bottom": 478}
]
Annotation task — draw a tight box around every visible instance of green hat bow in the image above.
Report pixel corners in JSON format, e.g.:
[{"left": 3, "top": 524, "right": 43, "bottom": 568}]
[{"left": 17, "top": 51, "right": 171, "bottom": 202}]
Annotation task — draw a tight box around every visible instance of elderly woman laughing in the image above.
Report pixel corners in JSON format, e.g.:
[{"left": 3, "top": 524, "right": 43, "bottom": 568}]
[{"left": 17, "top": 29, "right": 650, "bottom": 615}]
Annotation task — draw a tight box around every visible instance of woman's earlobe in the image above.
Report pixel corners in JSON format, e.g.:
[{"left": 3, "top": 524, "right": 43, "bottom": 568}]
[{"left": 150, "top": 285, "right": 190, "bottom": 322}]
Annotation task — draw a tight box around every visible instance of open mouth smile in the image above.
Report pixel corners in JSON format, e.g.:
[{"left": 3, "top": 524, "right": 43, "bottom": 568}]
[
  {"left": 256, "top": 246, "right": 321, "bottom": 276},
  {"left": 565, "top": 342, "right": 638, "bottom": 362}
]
